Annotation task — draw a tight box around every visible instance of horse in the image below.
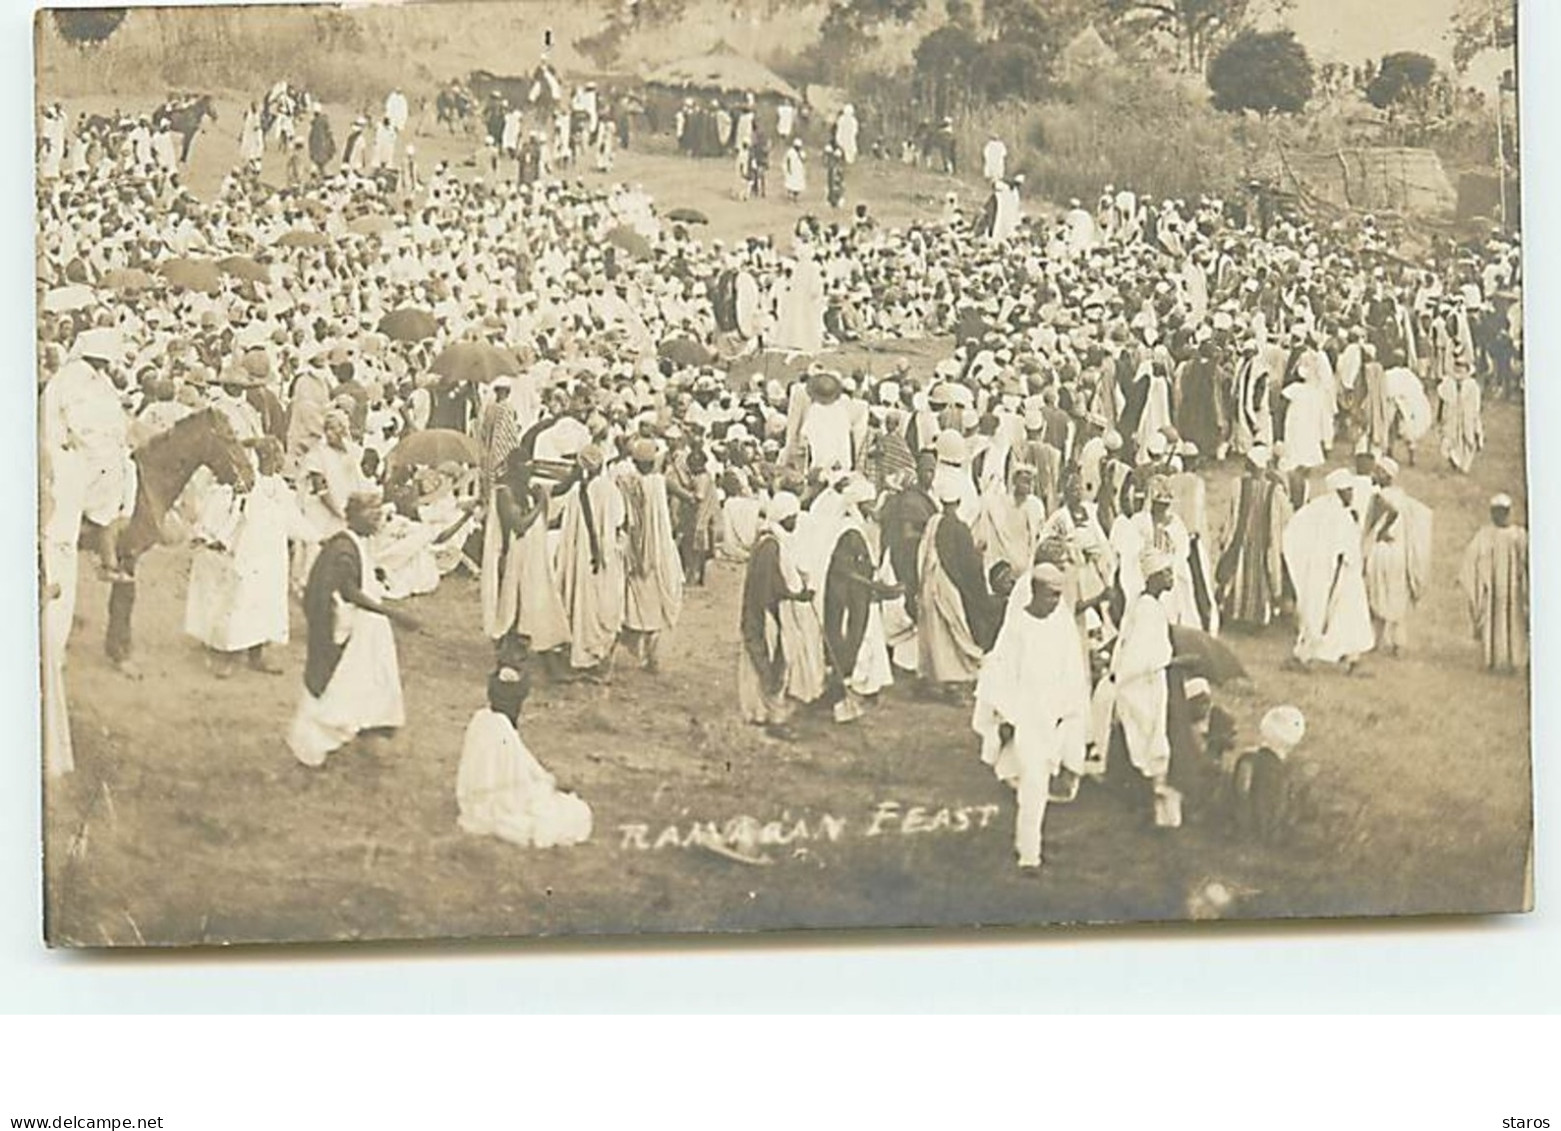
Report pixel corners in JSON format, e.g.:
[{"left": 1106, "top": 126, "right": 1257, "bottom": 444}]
[
  {"left": 158, "top": 94, "right": 218, "bottom": 164},
  {"left": 80, "top": 408, "right": 255, "bottom": 678}
]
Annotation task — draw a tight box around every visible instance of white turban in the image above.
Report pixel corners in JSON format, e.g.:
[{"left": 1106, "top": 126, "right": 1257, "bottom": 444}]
[
  {"left": 1260, "top": 705, "right": 1306, "bottom": 757},
  {"left": 767, "top": 491, "right": 801, "bottom": 526}
]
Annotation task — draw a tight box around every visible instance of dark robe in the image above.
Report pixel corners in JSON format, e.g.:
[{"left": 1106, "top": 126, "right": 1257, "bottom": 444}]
[
  {"left": 1117, "top": 353, "right": 1149, "bottom": 441},
  {"left": 934, "top": 513, "right": 1001, "bottom": 652},
  {"left": 878, "top": 484, "right": 936, "bottom": 619},
  {"left": 308, "top": 114, "right": 335, "bottom": 171},
  {"left": 246, "top": 386, "right": 288, "bottom": 441},
  {"left": 302, "top": 532, "right": 362, "bottom": 697},
  {"left": 1175, "top": 357, "right": 1224, "bottom": 457},
  {"left": 823, "top": 527, "right": 874, "bottom": 690},
  {"left": 739, "top": 533, "right": 790, "bottom": 696}
]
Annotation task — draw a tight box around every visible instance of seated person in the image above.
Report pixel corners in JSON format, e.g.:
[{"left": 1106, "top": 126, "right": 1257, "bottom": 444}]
[{"left": 456, "top": 665, "right": 594, "bottom": 849}]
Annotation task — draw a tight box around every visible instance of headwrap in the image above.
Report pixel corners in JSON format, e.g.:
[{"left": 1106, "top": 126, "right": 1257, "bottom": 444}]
[
  {"left": 1030, "top": 562, "right": 1066, "bottom": 592},
  {"left": 767, "top": 491, "right": 801, "bottom": 526},
  {"left": 1260, "top": 705, "right": 1307, "bottom": 757},
  {"left": 1140, "top": 546, "right": 1175, "bottom": 578}
]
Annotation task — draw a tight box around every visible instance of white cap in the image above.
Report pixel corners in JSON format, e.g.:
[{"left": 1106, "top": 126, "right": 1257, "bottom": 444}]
[{"left": 1260, "top": 705, "right": 1306, "bottom": 756}]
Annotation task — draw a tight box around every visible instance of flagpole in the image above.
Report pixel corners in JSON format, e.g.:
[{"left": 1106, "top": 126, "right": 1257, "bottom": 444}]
[{"left": 1493, "top": 0, "right": 1509, "bottom": 229}]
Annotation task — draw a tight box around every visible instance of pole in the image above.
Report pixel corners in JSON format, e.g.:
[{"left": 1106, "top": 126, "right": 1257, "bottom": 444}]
[{"left": 1493, "top": 0, "right": 1508, "bottom": 229}]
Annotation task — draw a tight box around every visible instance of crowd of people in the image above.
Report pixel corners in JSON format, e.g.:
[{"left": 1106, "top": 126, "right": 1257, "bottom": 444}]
[{"left": 36, "top": 75, "right": 1529, "bottom": 872}]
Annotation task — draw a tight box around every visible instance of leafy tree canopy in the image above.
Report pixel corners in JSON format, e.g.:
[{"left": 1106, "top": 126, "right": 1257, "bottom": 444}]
[
  {"left": 1206, "top": 27, "right": 1314, "bottom": 114},
  {"left": 52, "top": 8, "right": 127, "bottom": 47},
  {"left": 1365, "top": 50, "right": 1438, "bottom": 109}
]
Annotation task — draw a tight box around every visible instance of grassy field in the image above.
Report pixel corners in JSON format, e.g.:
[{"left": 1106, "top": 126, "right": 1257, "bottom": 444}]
[{"left": 39, "top": 94, "right": 1533, "bottom": 947}]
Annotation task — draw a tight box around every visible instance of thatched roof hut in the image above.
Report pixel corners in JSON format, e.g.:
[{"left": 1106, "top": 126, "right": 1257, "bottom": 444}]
[{"left": 643, "top": 50, "right": 800, "bottom": 101}]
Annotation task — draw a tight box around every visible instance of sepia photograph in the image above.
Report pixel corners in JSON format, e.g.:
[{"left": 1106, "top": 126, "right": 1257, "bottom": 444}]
[{"left": 33, "top": 0, "right": 1530, "bottom": 948}]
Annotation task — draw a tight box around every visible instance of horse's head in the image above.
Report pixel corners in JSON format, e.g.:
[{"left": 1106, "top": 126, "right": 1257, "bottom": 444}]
[
  {"left": 200, "top": 96, "right": 218, "bottom": 123},
  {"left": 194, "top": 408, "right": 256, "bottom": 492}
]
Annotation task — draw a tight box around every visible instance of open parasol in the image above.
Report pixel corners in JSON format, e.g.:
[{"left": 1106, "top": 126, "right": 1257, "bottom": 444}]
[
  {"left": 379, "top": 308, "right": 439, "bottom": 343},
  {"left": 385, "top": 429, "right": 482, "bottom": 474},
  {"left": 1170, "top": 626, "right": 1249, "bottom": 684},
  {"left": 666, "top": 207, "right": 709, "bottom": 225},
  {"left": 218, "top": 256, "right": 273, "bottom": 284},
  {"left": 158, "top": 257, "right": 223, "bottom": 294},
  {"left": 348, "top": 214, "right": 398, "bottom": 237},
  {"left": 658, "top": 335, "right": 715, "bottom": 368},
  {"left": 430, "top": 341, "right": 521, "bottom": 383},
  {"left": 274, "top": 229, "right": 331, "bottom": 249},
  {"left": 42, "top": 284, "right": 98, "bottom": 313},
  {"left": 99, "top": 267, "right": 158, "bottom": 293},
  {"left": 606, "top": 225, "right": 652, "bottom": 259}
]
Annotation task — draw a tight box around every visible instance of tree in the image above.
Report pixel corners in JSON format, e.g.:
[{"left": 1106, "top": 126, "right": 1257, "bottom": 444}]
[
  {"left": 1206, "top": 28, "right": 1313, "bottom": 114},
  {"left": 977, "top": 0, "right": 1095, "bottom": 85},
  {"left": 1103, "top": 0, "right": 1284, "bottom": 72},
  {"left": 1365, "top": 51, "right": 1438, "bottom": 109},
  {"left": 1450, "top": 0, "right": 1516, "bottom": 72},
  {"left": 811, "top": 0, "right": 927, "bottom": 82},
  {"left": 52, "top": 8, "right": 127, "bottom": 47}
]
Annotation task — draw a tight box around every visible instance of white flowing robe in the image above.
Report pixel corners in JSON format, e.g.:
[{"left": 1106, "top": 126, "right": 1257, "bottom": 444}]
[
  {"left": 287, "top": 533, "right": 407, "bottom": 767},
  {"left": 41, "top": 359, "right": 137, "bottom": 528},
  {"left": 621, "top": 471, "right": 685, "bottom": 635},
  {"left": 772, "top": 256, "right": 826, "bottom": 354},
  {"left": 1108, "top": 591, "right": 1173, "bottom": 779},
  {"left": 1438, "top": 375, "right": 1483, "bottom": 473},
  {"left": 185, "top": 477, "right": 309, "bottom": 653},
  {"left": 41, "top": 448, "right": 87, "bottom": 778},
  {"left": 916, "top": 515, "right": 984, "bottom": 684},
  {"left": 457, "top": 709, "right": 592, "bottom": 848},
  {"left": 1282, "top": 493, "right": 1376, "bottom": 664},
  {"left": 972, "top": 596, "right": 1091, "bottom": 866},
  {"left": 1278, "top": 382, "right": 1326, "bottom": 470},
  {"left": 556, "top": 474, "right": 626, "bottom": 669}
]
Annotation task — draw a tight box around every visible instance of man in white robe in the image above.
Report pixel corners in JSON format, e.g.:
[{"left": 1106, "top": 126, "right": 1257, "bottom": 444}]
[
  {"left": 186, "top": 439, "right": 311, "bottom": 677},
  {"left": 288, "top": 491, "right": 419, "bottom": 766},
  {"left": 973, "top": 564, "right": 1090, "bottom": 871},
  {"left": 1108, "top": 548, "right": 1176, "bottom": 788},
  {"left": 41, "top": 328, "right": 137, "bottom": 585},
  {"left": 618, "top": 438, "right": 685, "bottom": 672},
  {"left": 981, "top": 134, "right": 1007, "bottom": 182},
  {"left": 556, "top": 445, "right": 627, "bottom": 676},
  {"left": 1282, "top": 468, "right": 1376, "bottom": 670},
  {"left": 1437, "top": 368, "right": 1483, "bottom": 474}
]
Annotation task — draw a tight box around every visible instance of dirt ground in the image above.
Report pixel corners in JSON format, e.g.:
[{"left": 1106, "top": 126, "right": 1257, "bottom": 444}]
[{"left": 39, "top": 93, "right": 1533, "bottom": 947}]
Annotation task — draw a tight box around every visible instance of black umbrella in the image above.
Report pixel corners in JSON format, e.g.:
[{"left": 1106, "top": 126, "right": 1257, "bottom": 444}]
[{"left": 1171, "top": 626, "right": 1249, "bottom": 684}]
